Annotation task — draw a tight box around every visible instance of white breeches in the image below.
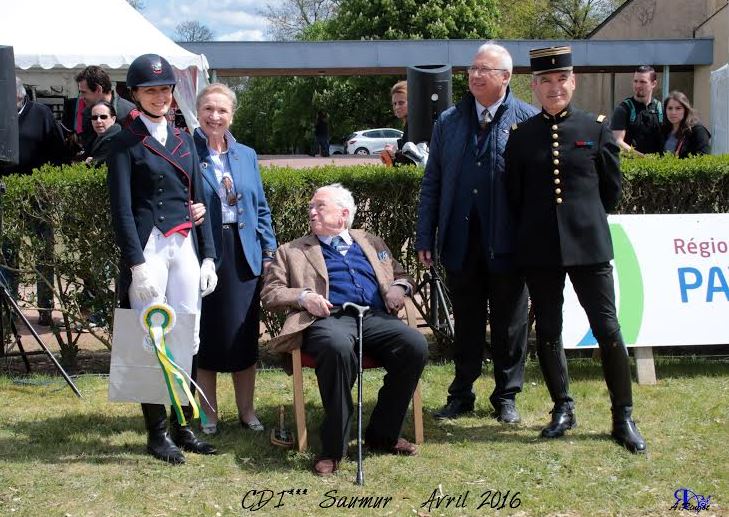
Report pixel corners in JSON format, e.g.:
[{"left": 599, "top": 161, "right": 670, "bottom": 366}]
[{"left": 129, "top": 227, "right": 202, "bottom": 353}]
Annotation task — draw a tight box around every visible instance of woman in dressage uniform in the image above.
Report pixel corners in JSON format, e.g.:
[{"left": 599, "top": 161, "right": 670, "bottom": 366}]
[{"left": 107, "top": 53, "right": 219, "bottom": 464}]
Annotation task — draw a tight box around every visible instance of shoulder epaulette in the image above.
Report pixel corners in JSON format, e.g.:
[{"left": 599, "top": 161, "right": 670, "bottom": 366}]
[
  {"left": 511, "top": 123, "right": 518, "bottom": 131},
  {"left": 596, "top": 114, "right": 606, "bottom": 123}
]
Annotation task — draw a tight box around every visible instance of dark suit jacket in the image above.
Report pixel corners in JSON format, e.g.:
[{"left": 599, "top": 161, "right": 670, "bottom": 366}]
[
  {"left": 261, "top": 230, "right": 413, "bottom": 353},
  {"left": 107, "top": 117, "right": 215, "bottom": 306},
  {"left": 415, "top": 89, "right": 538, "bottom": 269},
  {"left": 505, "top": 106, "right": 621, "bottom": 267}
]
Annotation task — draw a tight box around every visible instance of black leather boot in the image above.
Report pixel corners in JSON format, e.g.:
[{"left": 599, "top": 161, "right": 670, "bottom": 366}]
[
  {"left": 611, "top": 406, "right": 646, "bottom": 453},
  {"left": 537, "top": 339, "right": 576, "bottom": 438},
  {"left": 170, "top": 404, "right": 217, "bottom": 455},
  {"left": 599, "top": 335, "right": 646, "bottom": 453},
  {"left": 141, "top": 403, "right": 185, "bottom": 464}
]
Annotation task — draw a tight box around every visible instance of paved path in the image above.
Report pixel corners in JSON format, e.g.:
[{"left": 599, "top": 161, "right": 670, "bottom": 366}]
[{"left": 259, "top": 154, "right": 382, "bottom": 168}]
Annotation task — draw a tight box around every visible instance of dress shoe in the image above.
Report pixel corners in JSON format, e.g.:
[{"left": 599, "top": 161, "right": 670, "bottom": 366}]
[
  {"left": 540, "top": 407, "right": 576, "bottom": 438},
  {"left": 433, "top": 400, "right": 474, "bottom": 420},
  {"left": 313, "top": 457, "right": 339, "bottom": 476},
  {"left": 368, "top": 437, "right": 418, "bottom": 456},
  {"left": 611, "top": 406, "right": 647, "bottom": 454},
  {"left": 495, "top": 402, "right": 521, "bottom": 424},
  {"left": 239, "top": 416, "right": 264, "bottom": 432},
  {"left": 171, "top": 425, "right": 217, "bottom": 455},
  {"left": 170, "top": 409, "right": 217, "bottom": 455},
  {"left": 147, "top": 432, "right": 186, "bottom": 464}
]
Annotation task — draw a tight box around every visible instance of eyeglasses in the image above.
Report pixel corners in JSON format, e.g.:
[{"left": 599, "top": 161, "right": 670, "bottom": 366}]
[
  {"left": 91, "top": 114, "right": 111, "bottom": 121},
  {"left": 467, "top": 66, "right": 507, "bottom": 76}
]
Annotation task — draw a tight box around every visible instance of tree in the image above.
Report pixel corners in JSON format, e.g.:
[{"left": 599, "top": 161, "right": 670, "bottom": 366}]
[
  {"left": 547, "top": 0, "right": 625, "bottom": 39},
  {"left": 126, "top": 0, "right": 144, "bottom": 10},
  {"left": 327, "top": 0, "right": 499, "bottom": 40},
  {"left": 261, "top": 0, "right": 339, "bottom": 41},
  {"left": 174, "top": 20, "right": 214, "bottom": 42},
  {"left": 496, "top": 0, "right": 560, "bottom": 39},
  {"left": 233, "top": 0, "right": 502, "bottom": 153}
]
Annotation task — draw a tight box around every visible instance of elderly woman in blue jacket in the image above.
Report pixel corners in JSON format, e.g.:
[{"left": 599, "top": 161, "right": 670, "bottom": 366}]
[{"left": 193, "top": 83, "right": 277, "bottom": 434}]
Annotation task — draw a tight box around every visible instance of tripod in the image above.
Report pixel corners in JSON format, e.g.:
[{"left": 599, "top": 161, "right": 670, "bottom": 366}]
[
  {"left": 414, "top": 265, "right": 454, "bottom": 345},
  {"left": 0, "top": 181, "right": 81, "bottom": 397}
]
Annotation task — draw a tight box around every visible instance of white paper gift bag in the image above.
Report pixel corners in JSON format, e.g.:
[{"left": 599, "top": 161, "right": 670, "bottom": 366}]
[{"left": 108, "top": 307, "right": 195, "bottom": 405}]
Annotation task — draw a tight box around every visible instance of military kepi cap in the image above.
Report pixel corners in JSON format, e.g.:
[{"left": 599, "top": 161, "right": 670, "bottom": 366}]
[{"left": 529, "top": 46, "right": 573, "bottom": 74}]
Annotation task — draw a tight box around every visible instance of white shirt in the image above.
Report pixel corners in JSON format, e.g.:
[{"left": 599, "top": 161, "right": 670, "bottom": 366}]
[
  {"left": 318, "top": 230, "right": 353, "bottom": 256},
  {"left": 139, "top": 114, "right": 168, "bottom": 146},
  {"left": 208, "top": 147, "right": 238, "bottom": 224},
  {"left": 475, "top": 93, "right": 506, "bottom": 124}
]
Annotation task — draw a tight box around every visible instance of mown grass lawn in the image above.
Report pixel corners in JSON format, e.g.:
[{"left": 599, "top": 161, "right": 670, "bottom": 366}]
[{"left": 0, "top": 358, "right": 727, "bottom": 516}]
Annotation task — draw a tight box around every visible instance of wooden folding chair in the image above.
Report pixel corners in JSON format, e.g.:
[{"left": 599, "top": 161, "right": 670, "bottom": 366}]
[{"left": 290, "top": 298, "right": 424, "bottom": 452}]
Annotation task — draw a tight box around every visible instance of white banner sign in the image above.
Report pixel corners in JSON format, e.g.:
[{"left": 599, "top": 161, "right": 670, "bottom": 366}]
[{"left": 562, "top": 214, "right": 729, "bottom": 348}]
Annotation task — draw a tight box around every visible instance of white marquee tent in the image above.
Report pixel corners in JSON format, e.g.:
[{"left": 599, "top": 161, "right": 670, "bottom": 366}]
[{"left": 2, "top": 0, "right": 209, "bottom": 129}]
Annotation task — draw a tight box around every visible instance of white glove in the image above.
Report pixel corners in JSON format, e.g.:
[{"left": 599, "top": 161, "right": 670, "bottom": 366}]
[
  {"left": 130, "top": 263, "right": 159, "bottom": 303},
  {"left": 200, "top": 258, "right": 218, "bottom": 297}
]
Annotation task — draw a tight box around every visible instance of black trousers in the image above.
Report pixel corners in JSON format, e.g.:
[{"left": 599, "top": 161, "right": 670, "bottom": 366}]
[
  {"left": 445, "top": 228, "right": 528, "bottom": 408},
  {"left": 526, "top": 263, "right": 632, "bottom": 410},
  {"left": 526, "top": 263, "right": 620, "bottom": 344},
  {"left": 302, "top": 310, "right": 428, "bottom": 460}
]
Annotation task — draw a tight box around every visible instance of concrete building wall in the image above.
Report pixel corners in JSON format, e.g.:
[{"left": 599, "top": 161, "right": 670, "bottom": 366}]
[
  {"left": 694, "top": 2, "right": 729, "bottom": 126},
  {"left": 573, "top": 0, "right": 727, "bottom": 127}
]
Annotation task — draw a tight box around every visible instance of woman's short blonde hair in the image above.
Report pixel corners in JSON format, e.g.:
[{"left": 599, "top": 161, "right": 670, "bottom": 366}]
[
  {"left": 196, "top": 82, "right": 237, "bottom": 113},
  {"left": 391, "top": 80, "right": 407, "bottom": 97}
]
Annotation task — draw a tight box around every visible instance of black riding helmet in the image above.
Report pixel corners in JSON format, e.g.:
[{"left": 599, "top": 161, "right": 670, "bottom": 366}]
[
  {"left": 126, "top": 54, "right": 176, "bottom": 119},
  {"left": 127, "top": 54, "right": 176, "bottom": 89}
]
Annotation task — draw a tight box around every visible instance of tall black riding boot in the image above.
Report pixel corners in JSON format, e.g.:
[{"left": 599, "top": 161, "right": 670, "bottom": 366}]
[
  {"left": 170, "top": 404, "right": 217, "bottom": 455},
  {"left": 599, "top": 335, "right": 647, "bottom": 454},
  {"left": 537, "top": 339, "right": 576, "bottom": 438},
  {"left": 141, "top": 403, "right": 185, "bottom": 464}
]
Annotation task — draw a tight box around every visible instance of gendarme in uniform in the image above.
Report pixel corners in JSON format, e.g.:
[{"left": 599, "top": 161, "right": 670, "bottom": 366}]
[{"left": 504, "top": 46, "right": 647, "bottom": 454}]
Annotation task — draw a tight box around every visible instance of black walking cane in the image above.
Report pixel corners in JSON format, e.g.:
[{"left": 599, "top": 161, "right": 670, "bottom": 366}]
[{"left": 343, "top": 302, "right": 369, "bottom": 486}]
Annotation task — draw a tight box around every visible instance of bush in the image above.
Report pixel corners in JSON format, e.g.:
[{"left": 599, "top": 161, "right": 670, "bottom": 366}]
[{"left": 2, "top": 155, "right": 728, "bottom": 366}]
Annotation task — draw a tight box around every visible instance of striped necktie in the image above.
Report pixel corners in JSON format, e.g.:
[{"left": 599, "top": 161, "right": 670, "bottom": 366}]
[
  {"left": 330, "top": 235, "right": 350, "bottom": 254},
  {"left": 477, "top": 110, "right": 493, "bottom": 150}
]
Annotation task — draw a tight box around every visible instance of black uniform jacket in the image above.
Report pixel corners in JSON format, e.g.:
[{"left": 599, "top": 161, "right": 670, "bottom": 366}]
[
  {"left": 107, "top": 117, "right": 216, "bottom": 305},
  {"left": 505, "top": 106, "right": 621, "bottom": 267}
]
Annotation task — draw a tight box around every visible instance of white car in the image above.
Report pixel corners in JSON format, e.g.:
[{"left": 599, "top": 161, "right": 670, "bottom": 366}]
[{"left": 346, "top": 128, "right": 403, "bottom": 155}]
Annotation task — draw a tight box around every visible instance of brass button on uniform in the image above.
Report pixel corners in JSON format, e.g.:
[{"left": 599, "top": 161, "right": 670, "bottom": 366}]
[
  {"left": 553, "top": 159, "right": 559, "bottom": 165},
  {"left": 555, "top": 188, "right": 562, "bottom": 194},
  {"left": 554, "top": 178, "right": 561, "bottom": 184},
  {"left": 553, "top": 169, "right": 560, "bottom": 175},
  {"left": 157, "top": 201, "right": 163, "bottom": 208},
  {"left": 158, "top": 215, "right": 165, "bottom": 222},
  {"left": 551, "top": 124, "right": 558, "bottom": 131},
  {"left": 472, "top": 188, "right": 478, "bottom": 194},
  {"left": 552, "top": 133, "right": 559, "bottom": 139},
  {"left": 556, "top": 198, "right": 563, "bottom": 204},
  {"left": 553, "top": 150, "right": 559, "bottom": 157},
  {"left": 552, "top": 141, "right": 559, "bottom": 148}
]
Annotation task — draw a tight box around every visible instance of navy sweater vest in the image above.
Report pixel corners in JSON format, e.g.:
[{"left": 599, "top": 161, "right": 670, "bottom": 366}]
[{"left": 322, "top": 241, "right": 385, "bottom": 310}]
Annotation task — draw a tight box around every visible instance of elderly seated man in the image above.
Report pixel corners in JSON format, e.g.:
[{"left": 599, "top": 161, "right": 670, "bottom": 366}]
[{"left": 261, "top": 183, "right": 428, "bottom": 476}]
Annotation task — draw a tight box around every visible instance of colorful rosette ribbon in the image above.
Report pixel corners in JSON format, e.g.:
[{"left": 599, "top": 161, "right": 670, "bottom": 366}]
[{"left": 140, "top": 303, "right": 210, "bottom": 426}]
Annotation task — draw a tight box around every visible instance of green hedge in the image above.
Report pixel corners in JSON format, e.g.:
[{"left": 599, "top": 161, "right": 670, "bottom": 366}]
[{"left": 2, "top": 155, "right": 728, "bottom": 366}]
